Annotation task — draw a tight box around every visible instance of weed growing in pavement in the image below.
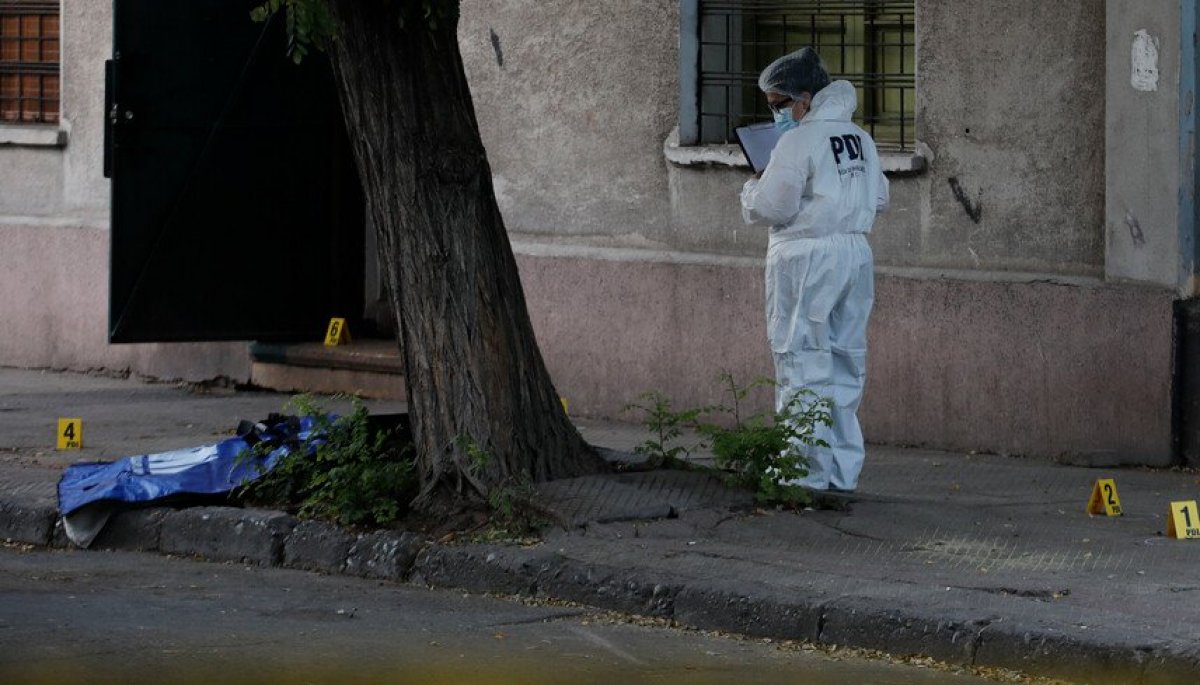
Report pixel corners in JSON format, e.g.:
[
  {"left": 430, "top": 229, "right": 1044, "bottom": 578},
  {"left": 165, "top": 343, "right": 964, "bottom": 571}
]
[
  {"left": 626, "top": 373, "right": 832, "bottom": 507},
  {"left": 700, "top": 374, "right": 831, "bottom": 506},
  {"left": 621, "top": 391, "right": 709, "bottom": 468},
  {"left": 457, "top": 435, "right": 553, "bottom": 538},
  {"left": 482, "top": 478, "right": 547, "bottom": 539},
  {"left": 236, "top": 394, "right": 417, "bottom": 528}
]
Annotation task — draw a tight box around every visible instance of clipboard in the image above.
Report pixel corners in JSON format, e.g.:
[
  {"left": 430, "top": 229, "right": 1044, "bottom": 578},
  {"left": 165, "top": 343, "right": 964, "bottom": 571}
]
[{"left": 735, "top": 122, "right": 783, "bottom": 174}]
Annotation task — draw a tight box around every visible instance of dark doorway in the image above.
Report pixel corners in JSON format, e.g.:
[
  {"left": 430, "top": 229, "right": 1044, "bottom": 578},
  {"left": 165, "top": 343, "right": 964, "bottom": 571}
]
[{"left": 106, "top": 0, "right": 364, "bottom": 343}]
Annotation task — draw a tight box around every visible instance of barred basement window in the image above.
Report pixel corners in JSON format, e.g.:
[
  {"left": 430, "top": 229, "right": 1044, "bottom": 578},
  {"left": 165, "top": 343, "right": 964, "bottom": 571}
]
[
  {"left": 681, "top": 0, "right": 915, "bottom": 151},
  {"left": 0, "top": 1, "right": 60, "bottom": 124}
]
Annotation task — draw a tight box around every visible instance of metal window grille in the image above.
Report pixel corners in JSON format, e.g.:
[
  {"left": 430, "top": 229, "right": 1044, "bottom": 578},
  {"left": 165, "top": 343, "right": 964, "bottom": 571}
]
[
  {"left": 0, "top": 1, "right": 60, "bottom": 124},
  {"left": 683, "top": 0, "right": 915, "bottom": 151}
]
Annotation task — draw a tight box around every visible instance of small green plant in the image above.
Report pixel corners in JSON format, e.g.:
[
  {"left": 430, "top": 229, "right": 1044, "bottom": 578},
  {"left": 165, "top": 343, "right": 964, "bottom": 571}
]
[
  {"left": 486, "top": 479, "right": 545, "bottom": 536},
  {"left": 622, "top": 391, "right": 708, "bottom": 467},
  {"left": 697, "top": 375, "right": 831, "bottom": 506},
  {"left": 459, "top": 435, "right": 548, "bottom": 538},
  {"left": 626, "top": 373, "right": 832, "bottom": 506},
  {"left": 237, "top": 395, "right": 416, "bottom": 528},
  {"left": 455, "top": 433, "right": 492, "bottom": 478}
]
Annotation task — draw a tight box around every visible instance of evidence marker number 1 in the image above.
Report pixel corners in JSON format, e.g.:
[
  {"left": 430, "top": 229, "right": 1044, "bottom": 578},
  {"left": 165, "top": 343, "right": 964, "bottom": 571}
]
[{"left": 1167, "top": 501, "right": 1200, "bottom": 540}]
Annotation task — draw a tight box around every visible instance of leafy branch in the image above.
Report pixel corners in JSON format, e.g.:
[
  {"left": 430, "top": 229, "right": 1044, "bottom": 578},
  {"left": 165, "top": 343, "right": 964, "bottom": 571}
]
[
  {"left": 236, "top": 395, "right": 416, "bottom": 528},
  {"left": 622, "top": 392, "right": 710, "bottom": 468},
  {"left": 251, "top": 0, "right": 462, "bottom": 64},
  {"left": 250, "top": 0, "right": 338, "bottom": 63}
]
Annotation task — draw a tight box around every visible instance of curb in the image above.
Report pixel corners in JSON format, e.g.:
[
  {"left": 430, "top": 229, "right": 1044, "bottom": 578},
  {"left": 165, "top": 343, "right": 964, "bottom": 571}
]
[
  {"left": 4, "top": 501, "right": 1198, "bottom": 684},
  {"left": 0, "top": 499, "right": 55, "bottom": 546},
  {"left": 419, "top": 544, "right": 1197, "bottom": 685}
]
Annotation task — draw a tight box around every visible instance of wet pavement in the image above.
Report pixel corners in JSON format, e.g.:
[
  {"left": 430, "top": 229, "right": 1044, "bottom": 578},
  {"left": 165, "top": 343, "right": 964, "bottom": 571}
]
[{"left": 0, "top": 546, "right": 1007, "bottom": 685}]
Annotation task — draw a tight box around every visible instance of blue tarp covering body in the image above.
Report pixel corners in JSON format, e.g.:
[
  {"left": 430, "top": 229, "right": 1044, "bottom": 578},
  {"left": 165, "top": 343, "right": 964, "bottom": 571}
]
[{"left": 57, "top": 416, "right": 320, "bottom": 516}]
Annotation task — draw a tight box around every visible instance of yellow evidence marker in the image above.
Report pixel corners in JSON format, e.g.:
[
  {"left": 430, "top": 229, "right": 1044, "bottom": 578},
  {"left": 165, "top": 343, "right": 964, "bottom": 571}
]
[
  {"left": 1166, "top": 501, "right": 1200, "bottom": 540},
  {"left": 560, "top": 397, "right": 569, "bottom": 415},
  {"left": 324, "top": 317, "right": 351, "bottom": 346},
  {"left": 57, "top": 418, "right": 83, "bottom": 450},
  {"left": 1086, "top": 478, "right": 1123, "bottom": 516}
]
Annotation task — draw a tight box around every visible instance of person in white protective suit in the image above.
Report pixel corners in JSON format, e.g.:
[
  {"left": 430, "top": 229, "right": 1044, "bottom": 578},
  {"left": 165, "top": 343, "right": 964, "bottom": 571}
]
[{"left": 741, "top": 48, "right": 889, "bottom": 493}]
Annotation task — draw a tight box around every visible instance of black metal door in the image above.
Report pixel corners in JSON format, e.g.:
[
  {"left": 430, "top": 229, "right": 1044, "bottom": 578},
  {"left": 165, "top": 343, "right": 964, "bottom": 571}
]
[{"left": 106, "top": 0, "right": 363, "bottom": 343}]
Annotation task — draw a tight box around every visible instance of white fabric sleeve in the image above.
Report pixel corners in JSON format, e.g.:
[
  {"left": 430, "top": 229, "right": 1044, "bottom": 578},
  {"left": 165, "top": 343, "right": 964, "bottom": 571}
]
[
  {"left": 740, "top": 144, "right": 808, "bottom": 227},
  {"left": 875, "top": 168, "right": 890, "bottom": 213}
]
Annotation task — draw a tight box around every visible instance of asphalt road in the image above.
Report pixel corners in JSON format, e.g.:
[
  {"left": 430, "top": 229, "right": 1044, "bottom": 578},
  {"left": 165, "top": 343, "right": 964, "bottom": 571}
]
[{"left": 0, "top": 547, "right": 997, "bottom": 685}]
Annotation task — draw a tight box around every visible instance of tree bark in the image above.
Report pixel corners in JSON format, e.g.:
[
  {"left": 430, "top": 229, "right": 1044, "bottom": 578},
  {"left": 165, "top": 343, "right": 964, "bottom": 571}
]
[{"left": 325, "top": 0, "right": 606, "bottom": 512}]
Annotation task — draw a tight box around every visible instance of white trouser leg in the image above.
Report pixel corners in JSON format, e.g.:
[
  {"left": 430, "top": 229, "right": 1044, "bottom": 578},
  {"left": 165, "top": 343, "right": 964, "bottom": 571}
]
[
  {"left": 826, "top": 251, "right": 872, "bottom": 490},
  {"left": 773, "top": 350, "right": 835, "bottom": 489},
  {"left": 766, "top": 234, "right": 873, "bottom": 491},
  {"left": 825, "top": 345, "right": 868, "bottom": 489}
]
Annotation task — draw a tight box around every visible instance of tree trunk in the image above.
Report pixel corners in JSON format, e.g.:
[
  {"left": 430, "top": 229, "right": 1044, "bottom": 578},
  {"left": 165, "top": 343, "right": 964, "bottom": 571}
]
[{"left": 325, "top": 0, "right": 606, "bottom": 512}]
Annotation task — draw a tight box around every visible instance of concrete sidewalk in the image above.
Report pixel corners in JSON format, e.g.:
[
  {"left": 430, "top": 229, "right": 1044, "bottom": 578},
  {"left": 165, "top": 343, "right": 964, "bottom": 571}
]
[{"left": 1, "top": 368, "right": 1198, "bottom": 684}]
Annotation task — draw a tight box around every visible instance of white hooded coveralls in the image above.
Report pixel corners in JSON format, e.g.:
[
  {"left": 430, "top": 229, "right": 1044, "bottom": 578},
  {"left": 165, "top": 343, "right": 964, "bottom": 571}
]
[{"left": 740, "top": 80, "right": 889, "bottom": 491}]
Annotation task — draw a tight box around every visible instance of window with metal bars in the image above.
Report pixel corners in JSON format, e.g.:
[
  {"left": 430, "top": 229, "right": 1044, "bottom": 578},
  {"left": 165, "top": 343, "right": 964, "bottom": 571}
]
[
  {"left": 681, "top": 0, "right": 915, "bottom": 151},
  {"left": 0, "top": 1, "right": 60, "bottom": 125}
]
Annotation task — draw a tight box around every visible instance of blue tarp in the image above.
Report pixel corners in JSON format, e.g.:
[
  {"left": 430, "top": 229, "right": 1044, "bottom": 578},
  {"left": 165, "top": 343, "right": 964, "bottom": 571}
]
[{"left": 57, "top": 415, "right": 320, "bottom": 517}]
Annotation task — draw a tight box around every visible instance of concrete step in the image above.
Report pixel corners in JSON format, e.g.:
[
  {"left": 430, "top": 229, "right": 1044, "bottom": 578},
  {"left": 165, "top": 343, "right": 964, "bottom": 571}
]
[{"left": 249, "top": 340, "right": 405, "bottom": 400}]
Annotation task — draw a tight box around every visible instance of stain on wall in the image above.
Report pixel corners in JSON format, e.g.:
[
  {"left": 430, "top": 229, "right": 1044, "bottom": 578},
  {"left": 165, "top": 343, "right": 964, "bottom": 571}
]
[
  {"left": 914, "top": 0, "right": 1107, "bottom": 276},
  {"left": 489, "top": 28, "right": 504, "bottom": 68},
  {"left": 948, "top": 177, "right": 983, "bottom": 224},
  {"left": 1131, "top": 29, "right": 1160, "bottom": 92},
  {"left": 1124, "top": 211, "right": 1146, "bottom": 248}
]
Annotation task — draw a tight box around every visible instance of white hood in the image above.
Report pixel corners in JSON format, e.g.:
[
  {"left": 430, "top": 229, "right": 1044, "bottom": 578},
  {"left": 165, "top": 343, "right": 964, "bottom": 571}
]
[
  {"left": 806, "top": 80, "right": 858, "bottom": 123},
  {"left": 740, "top": 76, "right": 888, "bottom": 239}
]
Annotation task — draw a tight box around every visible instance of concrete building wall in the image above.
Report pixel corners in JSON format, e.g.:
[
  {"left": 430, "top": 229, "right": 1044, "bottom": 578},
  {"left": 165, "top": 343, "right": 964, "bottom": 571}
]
[
  {"left": 461, "top": 0, "right": 1108, "bottom": 277},
  {"left": 461, "top": 0, "right": 1175, "bottom": 462},
  {"left": 0, "top": 0, "right": 249, "bottom": 382},
  {"left": 458, "top": 0, "right": 680, "bottom": 246},
  {"left": 907, "top": 0, "right": 1106, "bottom": 276},
  {"left": 1106, "top": 1, "right": 1189, "bottom": 291},
  {"left": 59, "top": 0, "right": 111, "bottom": 218},
  {"left": 0, "top": 1, "right": 108, "bottom": 221},
  {"left": 520, "top": 252, "right": 1175, "bottom": 465}
]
